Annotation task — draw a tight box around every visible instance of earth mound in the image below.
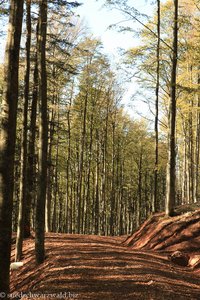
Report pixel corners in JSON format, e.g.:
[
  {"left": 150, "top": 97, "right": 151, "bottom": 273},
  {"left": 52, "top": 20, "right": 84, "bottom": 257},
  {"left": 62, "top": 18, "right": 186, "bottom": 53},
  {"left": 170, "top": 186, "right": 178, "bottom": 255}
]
[{"left": 123, "top": 207, "right": 200, "bottom": 270}]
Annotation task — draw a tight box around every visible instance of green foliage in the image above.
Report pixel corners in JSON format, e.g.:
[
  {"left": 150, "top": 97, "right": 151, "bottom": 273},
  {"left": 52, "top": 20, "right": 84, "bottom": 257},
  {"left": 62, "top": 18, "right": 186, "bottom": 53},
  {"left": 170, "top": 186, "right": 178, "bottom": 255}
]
[
  {"left": 0, "top": 0, "right": 9, "bottom": 16},
  {"left": 4, "top": 0, "right": 168, "bottom": 236}
]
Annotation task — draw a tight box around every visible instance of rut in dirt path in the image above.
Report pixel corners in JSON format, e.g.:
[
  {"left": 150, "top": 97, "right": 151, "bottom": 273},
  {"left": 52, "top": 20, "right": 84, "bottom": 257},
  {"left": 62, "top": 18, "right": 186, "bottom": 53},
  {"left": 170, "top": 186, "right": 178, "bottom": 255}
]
[{"left": 10, "top": 233, "right": 200, "bottom": 300}]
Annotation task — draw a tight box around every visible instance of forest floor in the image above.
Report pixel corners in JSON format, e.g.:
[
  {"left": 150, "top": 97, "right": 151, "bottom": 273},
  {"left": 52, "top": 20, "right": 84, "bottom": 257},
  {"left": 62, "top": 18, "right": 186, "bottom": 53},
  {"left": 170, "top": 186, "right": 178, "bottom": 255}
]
[{"left": 10, "top": 209, "right": 200, "bottom": 300}]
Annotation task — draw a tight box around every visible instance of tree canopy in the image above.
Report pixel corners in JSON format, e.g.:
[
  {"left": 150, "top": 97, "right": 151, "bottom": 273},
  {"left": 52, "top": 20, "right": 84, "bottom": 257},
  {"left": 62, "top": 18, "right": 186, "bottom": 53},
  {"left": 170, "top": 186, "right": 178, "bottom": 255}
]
[{"left": 1, "top": 0, "right": 200, "bottom": 296}]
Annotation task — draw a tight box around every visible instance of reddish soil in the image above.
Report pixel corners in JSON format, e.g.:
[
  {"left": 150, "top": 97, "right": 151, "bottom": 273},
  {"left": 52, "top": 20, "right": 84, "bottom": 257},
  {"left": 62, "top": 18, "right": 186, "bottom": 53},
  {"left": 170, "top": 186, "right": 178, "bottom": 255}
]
[
  {"left": 10, "top": 231, "right": 200, "bottom": 300},
  {"left": 124, "top": 209, "right": 200, "bottom": 253}
]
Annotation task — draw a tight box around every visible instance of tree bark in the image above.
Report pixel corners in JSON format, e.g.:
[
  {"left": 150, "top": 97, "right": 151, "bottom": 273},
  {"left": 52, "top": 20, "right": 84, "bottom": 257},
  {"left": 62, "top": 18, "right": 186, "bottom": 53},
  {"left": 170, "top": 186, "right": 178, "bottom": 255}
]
[
  {"left": 26, "top": 48, "right": 38, "bottom": 234},
  {"left": 153, "top": 0, "right": 160, "bottom": 213},
  {"left": 94, "top": 130, "right": 100, "bottom": 235},
  {"left": 110, "top": 121, "right": 116, "bottom": 236},
  {"left": 45, "top": 76, "right": 56, "bottom": 233},
  {"left": 65, "top": 82, "right": 74, "bottom": 233},
  {"left": 165, "top": 0, "right": 178, "bottom": 216},
  {"left": 35, "top": 0, "right": 48, "bottom": 264},
  {"left": 15, "top": 0, "right": 31, "bottom": 261},
  {"left": 136, "top": 145, "right": 143, "bottom": 228},
  {"left": 77, "top": 89, "right": 88, "bottom": 234},
  {"left": 194, "top": 73, "right": 200, "bottom": 203},
  {"left": 0, "top": 0, "right": 24, "bottom": 295}
]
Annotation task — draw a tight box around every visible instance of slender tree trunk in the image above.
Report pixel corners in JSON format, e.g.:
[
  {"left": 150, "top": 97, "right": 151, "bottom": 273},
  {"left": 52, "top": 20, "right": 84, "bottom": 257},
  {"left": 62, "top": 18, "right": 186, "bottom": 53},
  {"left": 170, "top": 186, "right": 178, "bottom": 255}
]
[
  {"left": 46, "top": 150, "right": 53, "bottom": 232},
  {"left": 119, "top": 160, "right": 124, "bottom": 235},
  {"left": 165, "top": 0, "right": 178, "bottom": 216},
  {"left": 195, "top": 73, "right": 200, "bottom": 203},
  {"left": 65, "top": 83, "right": 74, "bottom": 233},
  {"left": 115, "top": 141, "right": 122, "bottom": 235},
  {"left": 35, "top": 0, "right": 48, "bottom": 264},
  {"left": 15, "top": 0, "right": 31, "bottom": 261},
  {"left": 65, "top": 83, "right": 73, "bottom": 232},
  {"left": 52, "top": 128, "right": 59, "bottom": 232},
  {"left": 110, "top": 122, "right": 116, "bottom": 236},
  {"left": 189, "top": 100, "right": 194, "bottom": 203},
  {"left": 101, "top": 97, "right": 109, "bottom": 235},
  {"left": 45, "top": 96, "right": 56, "bottom": 232},
  {"left": 188, "top": 66, "right": 194, "bottom": 203},
  {"left": 0, "top": 0, "right": 24, "bottom": 295},
  {"left": 144, "top": 170, "right": 149, "bottom": 217},
  {"left": 84, "top": 106, "right": 94, "bottom": 234},
  {"left": 153, "top": 0, "right": 160, "bottom": 213},
  {"left": 136, "top": 146, "right": 143, "bottom": 228},
  {"left": 94, "top": 130, "right": 100, "bottom": 235},
  {"left": 26, "top": 49, "right": 38, "bottom": 233},
  {"left": 77, "top": 91, "right": 88, "bottom": 233},
  {"left": 181, "top": 122, "right": 187, "bottom": 204}
]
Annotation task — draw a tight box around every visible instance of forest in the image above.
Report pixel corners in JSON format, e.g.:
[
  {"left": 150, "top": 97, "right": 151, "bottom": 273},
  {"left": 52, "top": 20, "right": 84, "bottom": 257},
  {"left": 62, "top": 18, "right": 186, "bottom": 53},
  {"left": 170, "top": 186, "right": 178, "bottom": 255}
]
[{"left": 0, "top": 0, "right": 200, "bottom": 299}]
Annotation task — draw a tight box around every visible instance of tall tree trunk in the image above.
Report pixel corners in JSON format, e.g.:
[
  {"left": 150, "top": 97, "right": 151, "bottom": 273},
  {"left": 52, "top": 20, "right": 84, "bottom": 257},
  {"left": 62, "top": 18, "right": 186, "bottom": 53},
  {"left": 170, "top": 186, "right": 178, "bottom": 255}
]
[
  {"left": 35, "top": 0, "right": 48, "bottom": 264},
  {"left": 189, "top": 97, "right": 194, "bottom": 203},
  {"left": 136, "top": 146, "right": 143, "bottom": 228},
  {"left": 119, "top": 161, "right": 124, "bottom": 235},
  {"left": 153, "top": 0, "right": 160, "bottom": 213},
  {"left": 101, "top": 97, "right": 109, "bottom": 235},
  {"left": 15, "top": 0, "right": 31, "bottom": 261},
  {"left": 194, "top": 73, "right": 200, "bottom": 203},
  {"left": 77, "top": 91, "right": 88, "bottom": 233},
  {"left": 165, "top": 0, "right": 178, "bottom": 216},
  {"left": 45, "top": 93, "right": 56, "bottom": 232},
  {"left": 187, "top": 65, "right": 195, "bottom": 204},
  {"left": 94, "top": 130, "right": 100, "bottom": 235},
  {"left": 110, "top": 122, "right": 116, "bottom": 236},
  {"left": 181, "top": 121, "right": 187, "bottom": 204},
  {"left": 0, "top": 0, "right": 24, "bottom": 295},
  {"left": 65, "top": 82, "right": 74, "bottom": 233},
  {"left": 84, "top": 105, "right": 94, "bottom": 234},
  {"left": 26, "top": 49, "right": 38, "bottom": 233},
  {"left": 52, "top": 125, "right": 59, "bottom": 232}
]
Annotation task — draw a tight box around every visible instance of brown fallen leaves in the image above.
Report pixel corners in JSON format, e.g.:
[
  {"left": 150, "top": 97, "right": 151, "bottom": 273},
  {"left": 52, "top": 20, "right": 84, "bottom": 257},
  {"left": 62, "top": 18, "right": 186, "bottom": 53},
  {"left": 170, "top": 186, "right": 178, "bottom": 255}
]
[{"left": 10, "top": 229, "right": 200, "bottom": 300}]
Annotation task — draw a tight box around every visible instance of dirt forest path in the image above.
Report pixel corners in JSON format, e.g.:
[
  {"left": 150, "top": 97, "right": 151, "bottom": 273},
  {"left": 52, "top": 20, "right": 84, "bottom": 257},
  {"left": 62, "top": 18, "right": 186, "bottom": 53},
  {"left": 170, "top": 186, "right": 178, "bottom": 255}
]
[{"left": 10, "top": 233, "right": 200, "bottom": 300}]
